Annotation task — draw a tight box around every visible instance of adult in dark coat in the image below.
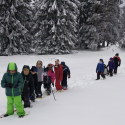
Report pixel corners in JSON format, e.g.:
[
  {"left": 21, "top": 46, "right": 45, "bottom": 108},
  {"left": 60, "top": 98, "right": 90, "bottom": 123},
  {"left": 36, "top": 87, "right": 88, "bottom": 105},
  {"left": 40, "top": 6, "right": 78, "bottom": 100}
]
[
  {"left": 61, "top": 62, "right": 70, "bottom": 90},
  {"left": 21, "top": 65, "right": 34, "bottom": 108},
  {"left": 113, "top": 53, "right": 121, "bottom": 74}
]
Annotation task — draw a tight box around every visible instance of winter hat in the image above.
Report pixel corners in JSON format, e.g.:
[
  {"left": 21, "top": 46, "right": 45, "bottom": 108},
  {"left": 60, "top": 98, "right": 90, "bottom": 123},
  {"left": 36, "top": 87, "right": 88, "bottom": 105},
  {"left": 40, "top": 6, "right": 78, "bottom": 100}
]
[
  {"left": 36, "top": 60, "right": 43, "bottom": 66},
  {"left": 48, "top": 63, "right": 54, "bottom": 68},
  {"left": 23, "top": 65, "right": 30, "bottom": 71},
  {"left": 110, "top": 58, "right": 113, "bottom": 61},
  {"left": 61, "top": 62, "right": 65, "bottom": 66},
  {"left": 100, "top": 59, "right": 103, "bottom": 62},
  {"left": 31, "top": 66, "right": 38, "bottom": 72},
  {"left": 7, "top": 62, "right": 18, "bottom": 71},
  {"left": 55, "top": 59, "right": 60, "bottom": 64},
  {"left": 116, "top": 53, "right": 119, "bottom": 56}
]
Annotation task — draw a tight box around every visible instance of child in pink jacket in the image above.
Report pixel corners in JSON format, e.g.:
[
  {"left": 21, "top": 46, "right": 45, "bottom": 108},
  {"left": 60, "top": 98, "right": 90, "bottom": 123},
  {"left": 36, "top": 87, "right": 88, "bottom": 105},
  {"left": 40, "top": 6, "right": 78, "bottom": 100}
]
[{"left": 43, "top": 64, "right": 55, "bottom": 95}]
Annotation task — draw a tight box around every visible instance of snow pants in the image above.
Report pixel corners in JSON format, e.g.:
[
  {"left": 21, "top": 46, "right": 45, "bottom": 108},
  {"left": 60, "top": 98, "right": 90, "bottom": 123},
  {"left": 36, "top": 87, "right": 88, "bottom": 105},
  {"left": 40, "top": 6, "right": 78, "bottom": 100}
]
[
  {"left": 44, "top": 82, "right": 51, "bottom": 92},
  {"left": 37, "top": 82, "right": 43, "bottom": 97},
  {"left": 97, "top": 71, "right": 105, "bottom": 79},
  {"left": 61, "top": 76, "right": 67, "bottom": 87},
  {"left": 109, "top": 69, "right": 113, "bottom": 76},
  {"left": 114, "top": 65, "right": 118, "bottom": 74},
  {"left": 55, "top": 80, "right": 62, "bottom": 90},
  {"left": 22, "top": 91, "right": 30, "bottom": 108},
  {"left": 7, "top": 95, "right": 25, "bottom": 116}
]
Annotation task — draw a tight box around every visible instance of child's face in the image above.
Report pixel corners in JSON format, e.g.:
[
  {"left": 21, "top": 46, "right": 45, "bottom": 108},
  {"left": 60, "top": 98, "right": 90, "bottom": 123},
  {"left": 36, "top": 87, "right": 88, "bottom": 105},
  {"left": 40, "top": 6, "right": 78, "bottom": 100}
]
[
  {"left": 37, "top": 64, "right": 41, "bottom": 68},
  {"left": 24, "top": 69, "right": 29, "bottom": 75},
  {"left": 9, "top": 70, "right": 16, "bottom": 74},
  {"left": 55, "top": 61, "right": 59, "bottom": 66}
]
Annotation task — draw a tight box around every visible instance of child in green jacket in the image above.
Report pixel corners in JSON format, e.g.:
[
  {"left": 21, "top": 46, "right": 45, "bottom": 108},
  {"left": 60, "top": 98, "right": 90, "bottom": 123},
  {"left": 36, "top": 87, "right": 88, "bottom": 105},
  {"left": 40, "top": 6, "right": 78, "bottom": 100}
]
[{"left": 1, "top": 62, "right": 25, "bottom": 118}]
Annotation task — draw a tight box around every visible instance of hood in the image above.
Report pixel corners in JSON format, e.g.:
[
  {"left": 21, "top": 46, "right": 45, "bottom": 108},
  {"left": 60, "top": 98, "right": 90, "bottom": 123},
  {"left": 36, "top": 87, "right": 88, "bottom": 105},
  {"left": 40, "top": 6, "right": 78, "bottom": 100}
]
[
  {"left": 61, "top": 62, "right": 65, "bottom": 66},
  {"left": 36, "top": 60, "right": 43, "bottom": 66},
  {"left": 22, "top": 65, "right": 30, "bottom": 75},
  {"left": 7, "top": 63, "right": 18, "bottom": 71},
  {"left": 31, "top": 66, "right": 37, "bottom": 72},
  {"left": 110, "top": 58, "right": 113, "bottom": 61}
]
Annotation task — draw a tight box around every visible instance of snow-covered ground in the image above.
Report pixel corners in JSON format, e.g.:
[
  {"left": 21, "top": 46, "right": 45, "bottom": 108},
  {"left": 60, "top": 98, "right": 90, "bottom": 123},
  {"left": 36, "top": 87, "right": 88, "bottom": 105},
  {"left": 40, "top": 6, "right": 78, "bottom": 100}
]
[{"left": 0, "top": 45, "right": 125, "bottom": 125}]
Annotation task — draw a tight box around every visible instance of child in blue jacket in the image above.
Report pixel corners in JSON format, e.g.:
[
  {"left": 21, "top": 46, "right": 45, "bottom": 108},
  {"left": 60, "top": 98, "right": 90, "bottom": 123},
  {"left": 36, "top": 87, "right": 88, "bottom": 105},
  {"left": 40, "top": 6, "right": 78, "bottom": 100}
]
[{"left": 96, "top": 59, "right": 106, "bottom": 80}]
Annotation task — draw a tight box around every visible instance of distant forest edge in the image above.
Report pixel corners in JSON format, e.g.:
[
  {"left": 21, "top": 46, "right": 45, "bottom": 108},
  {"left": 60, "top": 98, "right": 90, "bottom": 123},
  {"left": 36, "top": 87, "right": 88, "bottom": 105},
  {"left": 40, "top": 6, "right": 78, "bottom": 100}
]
[{"left": 0, "top": 0, "right": 125, "bottom": 55}]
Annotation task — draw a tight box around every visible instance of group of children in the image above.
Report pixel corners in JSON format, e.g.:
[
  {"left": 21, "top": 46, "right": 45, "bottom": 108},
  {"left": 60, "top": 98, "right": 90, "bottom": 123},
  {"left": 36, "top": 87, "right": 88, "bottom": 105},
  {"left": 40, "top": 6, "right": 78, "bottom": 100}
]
[
  {"left": 1, "top": 59, "right": 70, "bottom": 118},
  {"left": 96, "top": 53, "right": 121, "bottom": 80}
]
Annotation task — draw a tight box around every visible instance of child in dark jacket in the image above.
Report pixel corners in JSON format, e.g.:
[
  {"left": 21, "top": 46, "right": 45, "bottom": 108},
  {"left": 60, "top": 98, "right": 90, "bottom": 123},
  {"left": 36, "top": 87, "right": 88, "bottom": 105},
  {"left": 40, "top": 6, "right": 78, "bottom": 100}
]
[
  {"left": 21, "top": 65, "right": 34, "bottom": 108},
  {"left": 30, "top": 66, "right": 38, "bottom": 100},
  {"left": 107, "top": 58, "right": 116, "bottom": 77},
  {"left": 43, "top": 64, "right": 55, "bottom": 95},
  {"left": 61, "top": 62, "right": 70, "bottom": 90},
  {"left": 96, "top": 59, "right": 105, "bottom": 80}
]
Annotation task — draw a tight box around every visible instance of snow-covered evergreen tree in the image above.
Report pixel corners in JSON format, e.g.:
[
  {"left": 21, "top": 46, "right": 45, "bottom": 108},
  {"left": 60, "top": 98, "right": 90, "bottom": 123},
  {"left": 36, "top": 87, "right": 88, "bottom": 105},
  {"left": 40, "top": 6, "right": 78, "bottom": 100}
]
[
  {"left": 33, "top": 0, "right": 79, "bottom": 54},
  {"left": 0, "top": 0, "right": 31, "bottom": 55},
  {"left": 78, "top": 0, "right": 100, "bottom": 49}
]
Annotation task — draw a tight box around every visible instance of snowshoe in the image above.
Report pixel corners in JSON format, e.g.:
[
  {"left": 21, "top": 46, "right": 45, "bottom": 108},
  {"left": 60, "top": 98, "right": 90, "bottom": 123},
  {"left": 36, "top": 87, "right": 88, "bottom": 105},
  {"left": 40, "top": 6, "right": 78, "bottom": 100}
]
[
  {"left": 4, "top": 114, "right": 9, "bottom": 117},
  {"left": 19, "top": 115, "right": 24, "bottom": 118},
  {"left": 96, "top": 79, "right": 100, "bottom": 80},
  {"left": 63, "top": 86, "right": 67, "bottom": 90}
]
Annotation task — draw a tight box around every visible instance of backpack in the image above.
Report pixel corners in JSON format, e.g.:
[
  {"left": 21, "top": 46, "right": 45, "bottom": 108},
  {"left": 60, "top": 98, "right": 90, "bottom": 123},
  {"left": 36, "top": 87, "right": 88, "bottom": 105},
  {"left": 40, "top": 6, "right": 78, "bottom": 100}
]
[{"left": 114, "top": 57, "right": 119, "bottom": 64}]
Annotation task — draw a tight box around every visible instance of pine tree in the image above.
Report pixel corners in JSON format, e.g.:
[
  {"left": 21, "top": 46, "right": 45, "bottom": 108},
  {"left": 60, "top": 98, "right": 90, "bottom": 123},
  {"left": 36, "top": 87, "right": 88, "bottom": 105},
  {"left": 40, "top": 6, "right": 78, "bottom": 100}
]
[
  {"left": 78, "top": 0, "right": 100, "bottom": 50},
  {"left": 0, "top": 0, "right": 31, "bottom": 55},
  {"left": 33, "top": 0, "right": 79, "bottom": 54}
]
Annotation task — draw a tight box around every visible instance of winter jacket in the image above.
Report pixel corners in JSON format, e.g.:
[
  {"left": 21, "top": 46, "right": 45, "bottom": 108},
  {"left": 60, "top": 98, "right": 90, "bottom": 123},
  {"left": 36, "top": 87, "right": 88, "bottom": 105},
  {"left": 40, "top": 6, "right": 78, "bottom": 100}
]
[
  {"left": 44, "top": 69, "right": 55, "bottom": 83},
  {"left": 96, "top": 62, "right": 104, "bottom": 73},
  {"left": 37, "top": 67, "right": 44, "bottom": 82},
  {"left": 113, "top": 56, "right": 121, "bottom": 66},
  {"left": 54, "top": 64, "right": 63, "bottom": 81},
  {"left": 1, "top": 63, "right": 23, "bottom": 96},
  {"left": 21, "top": 65, "right": 34, "bottom": 95},
  {"left": 31, "top": 73, "right": 38, "bottom": 87},
  {"left": 107, "top": 58, "right": 116, "bottom": 70},
  {"left": 61, "top": 62, "right": 70, "bottom": 78},
  {"left": 30, "top": 66, "right": 38, "bottom": 88}
]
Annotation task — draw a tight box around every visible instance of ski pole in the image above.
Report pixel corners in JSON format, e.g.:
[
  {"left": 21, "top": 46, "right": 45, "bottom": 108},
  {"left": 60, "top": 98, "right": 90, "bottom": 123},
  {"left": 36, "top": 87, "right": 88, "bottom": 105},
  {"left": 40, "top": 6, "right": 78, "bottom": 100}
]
[{"left": 51, "top": 86, "right": 56, "bottom": 101}]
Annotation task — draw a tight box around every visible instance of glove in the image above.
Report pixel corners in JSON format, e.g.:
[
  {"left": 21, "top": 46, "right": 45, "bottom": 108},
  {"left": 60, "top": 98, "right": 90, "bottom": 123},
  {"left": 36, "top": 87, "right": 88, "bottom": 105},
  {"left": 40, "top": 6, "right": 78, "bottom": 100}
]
[
  {"left": 96, "top": 71, "right": 97, "bottom": 73},
  {"left": 68, "top": 75, "right": 70, "bottom": 79},
  {"left": 44, "top": 67, "right": 48, "bottom": 72},
  {"left": 101, "top": 73, "right": 103, "bottom": 75},
  {"left": 4, "top": 83, "right": 13, "bottom": 88},
  {"left": 52, "top": 83, "right": 54, "bottom": 87},
  {"left": 14, "top": 83, "right": 19, "bottom": 88},
  {"left": 118, "top": 64, "right": 120, "bottom": 67}
]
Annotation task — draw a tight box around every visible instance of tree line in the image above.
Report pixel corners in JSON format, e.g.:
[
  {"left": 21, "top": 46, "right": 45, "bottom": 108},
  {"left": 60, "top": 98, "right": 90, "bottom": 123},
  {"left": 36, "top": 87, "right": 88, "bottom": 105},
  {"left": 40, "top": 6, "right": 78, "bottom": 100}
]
[{"left": 0, "top": 0, "right": 124, "bottom": 55}]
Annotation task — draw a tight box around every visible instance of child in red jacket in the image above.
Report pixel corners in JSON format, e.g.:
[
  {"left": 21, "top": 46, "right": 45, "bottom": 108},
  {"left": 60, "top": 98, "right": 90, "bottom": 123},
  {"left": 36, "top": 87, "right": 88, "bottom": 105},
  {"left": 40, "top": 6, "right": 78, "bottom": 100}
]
[{"left": 54, "top": 59, "right": 63, "bottom": 91}]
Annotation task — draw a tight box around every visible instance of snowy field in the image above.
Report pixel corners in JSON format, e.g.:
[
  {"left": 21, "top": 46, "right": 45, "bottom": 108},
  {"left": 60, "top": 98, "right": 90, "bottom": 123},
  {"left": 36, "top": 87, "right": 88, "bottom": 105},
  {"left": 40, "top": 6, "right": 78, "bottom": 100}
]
[{"left": 0, "top": 45, "right": 125, "bottom": 125}]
